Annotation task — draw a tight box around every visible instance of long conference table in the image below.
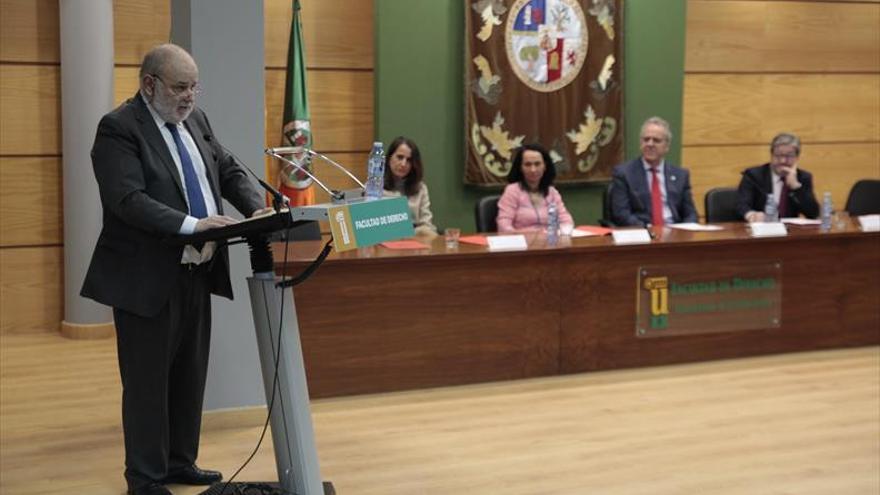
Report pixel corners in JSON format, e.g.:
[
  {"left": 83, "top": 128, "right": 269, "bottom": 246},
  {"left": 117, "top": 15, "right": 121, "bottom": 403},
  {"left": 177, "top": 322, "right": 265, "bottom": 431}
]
[{"left": 273, "top": 220, "right": 880, "bottom": 398}]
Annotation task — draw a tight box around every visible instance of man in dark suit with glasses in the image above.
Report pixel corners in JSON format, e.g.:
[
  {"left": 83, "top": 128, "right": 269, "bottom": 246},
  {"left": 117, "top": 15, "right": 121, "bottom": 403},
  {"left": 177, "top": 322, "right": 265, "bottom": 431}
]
[{"left": 81, "top": 43, "right": 269, "bottom": 495}]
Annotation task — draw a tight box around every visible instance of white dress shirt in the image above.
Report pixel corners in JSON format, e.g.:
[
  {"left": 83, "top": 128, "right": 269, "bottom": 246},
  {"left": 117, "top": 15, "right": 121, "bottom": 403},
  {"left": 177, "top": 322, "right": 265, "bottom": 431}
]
[{"left": 143, "top": 93, "right": 218, "bottom": 263}]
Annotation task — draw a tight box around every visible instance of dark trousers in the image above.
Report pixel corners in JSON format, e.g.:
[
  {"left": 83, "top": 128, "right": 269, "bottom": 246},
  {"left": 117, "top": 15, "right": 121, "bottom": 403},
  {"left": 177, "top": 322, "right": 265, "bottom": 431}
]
[{"left": 113, "top": 264, "right": 212, "bottom": 490}]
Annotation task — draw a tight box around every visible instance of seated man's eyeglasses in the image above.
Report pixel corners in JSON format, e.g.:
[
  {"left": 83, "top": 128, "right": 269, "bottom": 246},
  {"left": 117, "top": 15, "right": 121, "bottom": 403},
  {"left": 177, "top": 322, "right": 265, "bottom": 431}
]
[
  {"left": 150, "top": 74, "right": 202, "bottom": 96},
  {"left": 772, "top": 152, "right": 797, "bottom": 160}
]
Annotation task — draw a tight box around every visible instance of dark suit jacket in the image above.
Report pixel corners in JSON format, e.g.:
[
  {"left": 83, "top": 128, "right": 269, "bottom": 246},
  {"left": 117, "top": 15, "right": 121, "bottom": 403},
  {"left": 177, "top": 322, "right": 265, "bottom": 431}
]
[
  {"left": 81, "top": 93, "right": 263, "bottom": 317},
  {"left": 736, "top": 163, "right": 819, "bottom": 219},
  {"left": 610, "top": 158, "right": 698, "bottom": 226}
]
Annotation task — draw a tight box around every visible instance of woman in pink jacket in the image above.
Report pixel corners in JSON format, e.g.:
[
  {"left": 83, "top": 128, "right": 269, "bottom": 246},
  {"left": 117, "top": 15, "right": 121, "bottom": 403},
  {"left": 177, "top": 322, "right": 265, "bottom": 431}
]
[{"left": 496, "top": 144, "right": 574, "bottom": 232}]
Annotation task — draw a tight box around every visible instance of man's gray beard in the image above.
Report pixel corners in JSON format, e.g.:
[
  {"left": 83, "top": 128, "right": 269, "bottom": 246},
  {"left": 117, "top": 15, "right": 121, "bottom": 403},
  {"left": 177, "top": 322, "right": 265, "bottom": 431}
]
[{"left": 153, "top": 97, "right": 192, "bottom": 124}]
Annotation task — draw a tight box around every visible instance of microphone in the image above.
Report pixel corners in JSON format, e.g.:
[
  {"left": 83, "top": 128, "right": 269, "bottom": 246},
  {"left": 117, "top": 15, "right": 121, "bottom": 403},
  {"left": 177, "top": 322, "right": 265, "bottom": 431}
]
[{"left": 205, "top": 134, "right": 287, "bottom": 212}]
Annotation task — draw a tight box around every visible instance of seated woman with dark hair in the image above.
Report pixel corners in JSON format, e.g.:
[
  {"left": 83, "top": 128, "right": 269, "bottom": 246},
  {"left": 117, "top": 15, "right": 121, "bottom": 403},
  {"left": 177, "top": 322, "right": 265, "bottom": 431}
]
[
  {"left": 382, "top": 136, "right": 438, "bottom": 236},
  {"left": 496, "top": 143, "right": 574, "bottom": 233}
]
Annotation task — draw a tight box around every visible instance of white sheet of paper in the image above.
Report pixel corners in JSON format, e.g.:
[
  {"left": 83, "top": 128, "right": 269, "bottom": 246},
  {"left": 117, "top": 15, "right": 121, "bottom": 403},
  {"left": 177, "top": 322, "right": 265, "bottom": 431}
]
[
  {"left": 487, "top": 234, "right": 529, "bottom": 251},
  {"left": 612, "top": 229, "right": 652, "bottom": 245},
  {"left": 781, "top": 218, "right": 822, "bottom": 226},
  {"left": 749, "top": 222, "right": 788, "bottom": 237},
  {"left": 669, "top": 223, "right": 724, "bottom": 231},
  {"left": 858, "top": 214, "right": 880, "bottom": 232},
  {"left": 570, "top": 229, "right": 597, "bottom": 238}
]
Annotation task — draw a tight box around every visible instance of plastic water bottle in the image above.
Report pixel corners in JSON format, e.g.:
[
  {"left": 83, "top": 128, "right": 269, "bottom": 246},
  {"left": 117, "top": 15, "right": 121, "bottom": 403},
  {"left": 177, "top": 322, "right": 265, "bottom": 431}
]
[
  {"left": 764, "top": 193, "right": 779, "bottom": 222},
  {"left": 821, "top": 192, "right": 833, "bottom": 231},
  {"left": 365, "top": 141, "right": 385, "bottom": 200},
  {"left": 547, "top": 201, "right": 559, "bottom": 245}
]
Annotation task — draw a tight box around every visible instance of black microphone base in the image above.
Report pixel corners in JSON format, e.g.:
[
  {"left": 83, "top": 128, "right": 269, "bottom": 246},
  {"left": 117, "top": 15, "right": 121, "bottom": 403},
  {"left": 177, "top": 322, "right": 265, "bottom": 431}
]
[{"left": 199, "top": 480, "right": 335, "bottom": 495}]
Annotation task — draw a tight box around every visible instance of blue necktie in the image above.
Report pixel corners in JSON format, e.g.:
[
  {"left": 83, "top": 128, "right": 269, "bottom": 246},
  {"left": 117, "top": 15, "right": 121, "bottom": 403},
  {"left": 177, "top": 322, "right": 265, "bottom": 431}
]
[{"left": 165, "top": 123, "right": 208, "bottom": 219}]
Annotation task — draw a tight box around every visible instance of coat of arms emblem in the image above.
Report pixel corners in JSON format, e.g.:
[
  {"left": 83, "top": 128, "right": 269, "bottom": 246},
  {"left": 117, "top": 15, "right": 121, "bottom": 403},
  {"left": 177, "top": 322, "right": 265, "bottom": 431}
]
[{"left": 505, "top": 0, "right": 588, "bottom": 92}]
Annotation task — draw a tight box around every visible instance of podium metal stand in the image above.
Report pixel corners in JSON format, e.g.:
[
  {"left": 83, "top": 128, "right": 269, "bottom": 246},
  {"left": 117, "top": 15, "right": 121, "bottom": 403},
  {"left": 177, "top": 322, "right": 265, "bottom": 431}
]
[
  {"left": 247, "top": 271, "right": 327, "bottom": 495},
  {"left": 175, "top": 206, "right": 335, "bottom": 495},
  {"left": 177, "top": 146, "right": 412, "bottom": 494}
]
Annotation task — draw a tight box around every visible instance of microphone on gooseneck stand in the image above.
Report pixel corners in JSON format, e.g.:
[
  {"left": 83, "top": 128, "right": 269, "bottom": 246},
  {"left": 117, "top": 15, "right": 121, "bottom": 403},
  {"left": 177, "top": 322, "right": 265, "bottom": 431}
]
[{"left": 204, "top": 133, "right": 287, "bottom": 212}]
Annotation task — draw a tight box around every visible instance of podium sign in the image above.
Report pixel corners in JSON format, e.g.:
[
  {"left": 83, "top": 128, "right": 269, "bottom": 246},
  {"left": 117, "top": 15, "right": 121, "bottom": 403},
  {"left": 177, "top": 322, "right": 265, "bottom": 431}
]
[
  {"left": 636, "top": 261, "right": 782, "bottom": 338},
  {"left": 327, "top": 196, "right": 414, "bottom": 252}
]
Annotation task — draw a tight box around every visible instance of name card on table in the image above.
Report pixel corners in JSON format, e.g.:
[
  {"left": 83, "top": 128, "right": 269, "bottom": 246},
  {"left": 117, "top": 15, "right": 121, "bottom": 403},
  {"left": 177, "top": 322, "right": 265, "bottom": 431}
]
[
  {"left": 858, "top": 214, "right": 880, "bottom": 232},
  {"left": 749, "top": 222, "right": 788, "bottom": 238},
  {"left": 487, "top": 235, "right": 528, "bottom": 252},
  {"left": 327, "top": 196, "right": 415, "bottom": 252},
  {"left": 612, "top": 229, "right": 652, "bottom": 245}
]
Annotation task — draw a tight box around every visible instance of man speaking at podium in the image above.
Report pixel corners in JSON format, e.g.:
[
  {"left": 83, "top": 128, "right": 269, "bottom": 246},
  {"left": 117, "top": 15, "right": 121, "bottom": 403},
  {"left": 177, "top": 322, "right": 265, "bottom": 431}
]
[{"left": 81, "top": 44, "right": 267, "bottom": 495}]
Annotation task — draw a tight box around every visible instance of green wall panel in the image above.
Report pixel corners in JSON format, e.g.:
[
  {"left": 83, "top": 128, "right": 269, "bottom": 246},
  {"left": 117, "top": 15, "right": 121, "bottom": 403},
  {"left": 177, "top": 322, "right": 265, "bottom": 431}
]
[{"left": 376, "top": 0, "right": 686, "bottom": 232}]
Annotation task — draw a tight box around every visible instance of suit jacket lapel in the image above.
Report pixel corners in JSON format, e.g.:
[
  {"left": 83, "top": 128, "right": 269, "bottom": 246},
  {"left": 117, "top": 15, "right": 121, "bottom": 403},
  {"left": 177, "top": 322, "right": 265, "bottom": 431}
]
[
  {"left": 631, "top": 160, "right": 651, "bottom": 212},
  {"left": 761, "top": 164, "right": 774, "bottom": 196},
  {"left": 133, "top": 94, "right": 186, "bottom": 202},
  {"left": 185, "top": 119, "right": 223, "bottom": 212},
  {"left": 663, "top": 165, "right": 679, "bottom": 221}
]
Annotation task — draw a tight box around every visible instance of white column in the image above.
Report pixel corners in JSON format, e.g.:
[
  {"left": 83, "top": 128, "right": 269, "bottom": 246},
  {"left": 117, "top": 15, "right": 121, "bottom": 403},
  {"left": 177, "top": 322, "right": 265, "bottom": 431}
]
[{"left": 59, "top": 0, "right": 115, "bottom": 338}]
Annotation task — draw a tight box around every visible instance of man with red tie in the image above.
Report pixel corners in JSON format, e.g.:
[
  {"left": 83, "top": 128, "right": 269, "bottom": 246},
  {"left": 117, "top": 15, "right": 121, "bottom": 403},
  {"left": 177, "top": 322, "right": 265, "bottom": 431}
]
[
  {"left": 737, "top": 132, "right": 819, "bottom": 222},
  {"left": 610, "top": 116, "right": 698, "bottom": 227}
]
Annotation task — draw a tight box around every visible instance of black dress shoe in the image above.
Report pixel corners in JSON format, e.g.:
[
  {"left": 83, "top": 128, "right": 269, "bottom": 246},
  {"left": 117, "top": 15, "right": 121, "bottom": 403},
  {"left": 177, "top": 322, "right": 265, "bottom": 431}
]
[
  {"left": 164, "top": 465, "right": 223, "bottom": 485},
  {"left": 128, "top": 483, "right": 172, "bottom": 495}
]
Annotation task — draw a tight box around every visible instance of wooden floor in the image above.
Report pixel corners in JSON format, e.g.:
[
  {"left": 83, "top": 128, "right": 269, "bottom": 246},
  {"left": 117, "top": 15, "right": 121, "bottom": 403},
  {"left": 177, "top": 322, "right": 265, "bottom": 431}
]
[{"left": 1, "top": 332, "right": 878, "bottom": 495}]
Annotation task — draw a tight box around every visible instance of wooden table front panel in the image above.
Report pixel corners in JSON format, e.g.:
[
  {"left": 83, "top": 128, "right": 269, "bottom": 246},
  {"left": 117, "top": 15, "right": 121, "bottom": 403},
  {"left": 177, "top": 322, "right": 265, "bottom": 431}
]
[
  {"left": 286, "top": 252, "right": 561, "bottom": 398},
  {"left": 559, "top": 234, "right": 880, "bottom": 373},
  {"left": 277, "top": 225, "right": 879, "bottom": 397}
]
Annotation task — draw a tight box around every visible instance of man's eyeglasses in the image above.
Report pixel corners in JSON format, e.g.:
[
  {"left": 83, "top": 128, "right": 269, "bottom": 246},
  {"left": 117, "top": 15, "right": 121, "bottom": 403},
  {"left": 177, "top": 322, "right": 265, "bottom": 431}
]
[
  {"left": 150, "top": 74, "right": 202, "bottom": 96},
  {"left": 772, "top": 152, "right": 797, "bottom": 160}
]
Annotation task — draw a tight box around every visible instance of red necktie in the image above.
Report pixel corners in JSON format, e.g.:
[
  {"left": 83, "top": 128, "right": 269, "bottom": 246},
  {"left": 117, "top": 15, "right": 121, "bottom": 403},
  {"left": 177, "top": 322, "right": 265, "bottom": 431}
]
[
  {"left": 778, "top": 181, "right": 789, "bottom": 218},
  {"left": 650, "top": 167, "right": 664, "bottom": 227}
]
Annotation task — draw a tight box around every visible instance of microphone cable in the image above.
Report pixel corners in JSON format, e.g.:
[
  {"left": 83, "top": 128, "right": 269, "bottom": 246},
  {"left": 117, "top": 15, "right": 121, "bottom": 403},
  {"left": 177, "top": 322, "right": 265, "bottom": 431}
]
[{"left": 214, "top": 232, "right": 333, "bottom": 495}]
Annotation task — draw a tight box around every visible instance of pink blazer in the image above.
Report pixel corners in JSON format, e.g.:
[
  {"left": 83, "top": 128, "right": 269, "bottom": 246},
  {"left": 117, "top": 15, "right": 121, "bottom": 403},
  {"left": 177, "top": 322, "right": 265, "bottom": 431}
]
[{"left": 496, "top": 183, "right": 574, "bottom": 232}]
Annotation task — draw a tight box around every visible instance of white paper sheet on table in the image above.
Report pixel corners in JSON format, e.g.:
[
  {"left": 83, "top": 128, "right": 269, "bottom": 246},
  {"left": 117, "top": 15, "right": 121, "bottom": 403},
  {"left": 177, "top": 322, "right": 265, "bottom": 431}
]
[
  {"left": 669, "top": 223, "right": 724, "bottom": 231},
  {"left": 570, "top": 229, "right": 597, "bottom": 238},
  {"left": 781, "top": 218, "right": 821, "bottom": 226}
]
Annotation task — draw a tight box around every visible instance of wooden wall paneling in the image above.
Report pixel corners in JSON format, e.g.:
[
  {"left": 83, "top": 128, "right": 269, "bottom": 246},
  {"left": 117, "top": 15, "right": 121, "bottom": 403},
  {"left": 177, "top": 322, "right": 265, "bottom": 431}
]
[
  {"left": 0, "top": 157, "right": 62, "bottom": 247},
  {"left": 113, "top": 67, "right": 139, "bottom": 105},
  {"left": 113, "top": 0, "right": 171, "bottom": 66},
  {"left": 265, "top": 68, "right": 374, "bottom": 152},
  {"left": 0, "top": 246, "right": 62, "bottom": 334},
  {"left": 683, "top": 142, "right": 880, "bottom": 217},
  {"left": 686, "top": 0, "right": 880, "bottom": 73},
  {"left": 0, "top": 0, "right": 59, "bottom": 63},
  {"left": 265, "top": 0, "right": 374, "bottom": 69},
  {"left": 0, "top": 0, "right": 170, "bottom": 65},
  {"left": 682, "top": 74, "right": 880, "bottom": 146},
  {"left": 0, "top": 65, "right": 60, "bottom": 155}
]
